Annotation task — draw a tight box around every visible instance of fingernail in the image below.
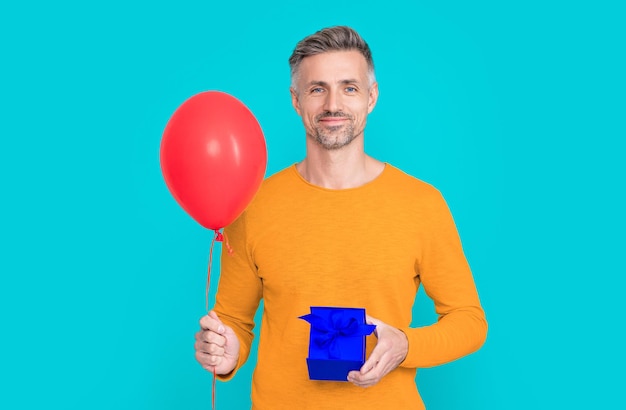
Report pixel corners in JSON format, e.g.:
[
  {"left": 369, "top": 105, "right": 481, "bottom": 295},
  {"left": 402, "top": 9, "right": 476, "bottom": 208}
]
[{"left": 218, "top": 325, "right": 225, "bottom": 333}]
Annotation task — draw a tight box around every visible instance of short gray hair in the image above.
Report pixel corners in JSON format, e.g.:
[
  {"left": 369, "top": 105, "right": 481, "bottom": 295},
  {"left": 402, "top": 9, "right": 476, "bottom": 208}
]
[{"left": 288, "top": 26, "right": 376, "bottom": 89}]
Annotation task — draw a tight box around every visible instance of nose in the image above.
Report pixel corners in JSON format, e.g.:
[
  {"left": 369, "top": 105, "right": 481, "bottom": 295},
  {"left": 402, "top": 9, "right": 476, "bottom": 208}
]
[{"left": 323, "top": 89, "right": 341, "bottom": 113}]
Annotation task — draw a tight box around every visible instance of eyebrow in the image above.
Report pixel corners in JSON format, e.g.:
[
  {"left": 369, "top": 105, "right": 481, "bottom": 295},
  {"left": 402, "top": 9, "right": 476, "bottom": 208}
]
[{"left": 307, "top": 79, "right": 361, "bottom": 87}]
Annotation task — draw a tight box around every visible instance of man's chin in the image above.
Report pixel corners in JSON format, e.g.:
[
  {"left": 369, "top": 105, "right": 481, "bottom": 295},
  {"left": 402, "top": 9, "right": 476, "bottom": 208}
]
[{"left": 316, "top": 137, "right": 356, "bottom": 151}]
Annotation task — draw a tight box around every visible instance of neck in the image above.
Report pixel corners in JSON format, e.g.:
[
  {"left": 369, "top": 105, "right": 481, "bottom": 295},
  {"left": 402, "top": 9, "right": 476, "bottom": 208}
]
[{"left": 296, "top": 139, "right": 384, "bottom": 189}]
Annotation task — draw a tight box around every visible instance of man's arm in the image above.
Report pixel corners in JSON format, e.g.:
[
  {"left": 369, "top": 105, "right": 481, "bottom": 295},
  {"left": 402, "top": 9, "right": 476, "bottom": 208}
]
[
  {"left": 399, "top": 190, "right": 487, "bottom": 368},
  {"left": 349, "top": 189, "right": 487, "bottom": 387},
  {"left": 195, "top": 210, "right": 263, "bottom": 380}
]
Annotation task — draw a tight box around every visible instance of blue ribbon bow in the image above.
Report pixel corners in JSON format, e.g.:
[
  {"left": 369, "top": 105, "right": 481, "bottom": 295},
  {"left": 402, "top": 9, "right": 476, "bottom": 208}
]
[{"left": 300, "top": 311, "right": 376, "bottom": 359}]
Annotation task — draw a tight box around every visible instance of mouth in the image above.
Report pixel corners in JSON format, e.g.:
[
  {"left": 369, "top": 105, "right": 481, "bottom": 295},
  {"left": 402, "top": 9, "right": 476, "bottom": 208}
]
[
  {"left": 319, "top": 117, "right": 348, "bottom": 125},
  {"left": 317, "top": 113, "right": 351, "bottom": 127}
]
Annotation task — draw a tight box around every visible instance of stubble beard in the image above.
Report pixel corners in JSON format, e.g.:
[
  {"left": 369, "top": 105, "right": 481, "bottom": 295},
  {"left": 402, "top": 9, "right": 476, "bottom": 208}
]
[{"left": 312, "top": 112, "right": 357, "bottom": 151}]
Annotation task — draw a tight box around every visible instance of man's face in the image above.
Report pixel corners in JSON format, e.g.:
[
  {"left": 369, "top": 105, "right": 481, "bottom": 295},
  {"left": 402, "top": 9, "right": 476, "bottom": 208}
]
[{"left": 291, "top": 50, "right": 378, "bottom": 150}]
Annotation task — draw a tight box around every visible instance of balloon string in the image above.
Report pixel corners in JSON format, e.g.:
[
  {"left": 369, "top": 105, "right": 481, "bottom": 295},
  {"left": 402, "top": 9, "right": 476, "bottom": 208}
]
[
  {"left": 206, "top": 230, "right": 222, "bottom": 410},
  {"left": 206, "top": 232, "right": 217, "bottom": 314},
  {"left": 212, "top": 368, "right": 216, "bottom": 410}
]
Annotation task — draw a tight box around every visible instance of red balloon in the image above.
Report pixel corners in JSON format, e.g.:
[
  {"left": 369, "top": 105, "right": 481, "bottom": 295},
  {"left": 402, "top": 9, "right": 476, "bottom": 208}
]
[{"left": 160, "top": 91, "right": 267, "bottom": 230}]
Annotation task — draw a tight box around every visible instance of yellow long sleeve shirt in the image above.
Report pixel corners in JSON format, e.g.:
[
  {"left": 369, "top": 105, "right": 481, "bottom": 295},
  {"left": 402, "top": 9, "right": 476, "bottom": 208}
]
[{"left": 215, "top": 164, "right": 487, "bottom": 409}]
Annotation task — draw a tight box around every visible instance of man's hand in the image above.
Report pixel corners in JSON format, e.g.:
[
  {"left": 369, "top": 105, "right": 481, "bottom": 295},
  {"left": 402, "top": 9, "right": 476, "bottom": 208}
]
[
  {"left": 347, "top": 315, "right": 409, "bottom": 388},
  {"left": 194, "top": 310, "right": 240, "bottom": 375}
]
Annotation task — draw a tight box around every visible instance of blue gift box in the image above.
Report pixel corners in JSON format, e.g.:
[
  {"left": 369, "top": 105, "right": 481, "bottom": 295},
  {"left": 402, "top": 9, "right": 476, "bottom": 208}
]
[{"left": 299, "top": 307, "right": 376, "bottom": 381}]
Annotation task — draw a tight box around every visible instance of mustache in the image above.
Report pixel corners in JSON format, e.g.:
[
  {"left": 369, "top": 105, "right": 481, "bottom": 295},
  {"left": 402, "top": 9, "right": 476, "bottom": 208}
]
[{"left": 316, "top": 111, "right": 352, "bottom": 121}]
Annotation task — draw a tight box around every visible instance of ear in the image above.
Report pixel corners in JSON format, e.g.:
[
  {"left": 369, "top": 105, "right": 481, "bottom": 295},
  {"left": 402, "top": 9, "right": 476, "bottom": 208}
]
[
  {"left": 290, "top": 87, "right": 302, "bottom": 116},
  {"left": 367, "top": 82, "right": 379, "bottom": 114}
]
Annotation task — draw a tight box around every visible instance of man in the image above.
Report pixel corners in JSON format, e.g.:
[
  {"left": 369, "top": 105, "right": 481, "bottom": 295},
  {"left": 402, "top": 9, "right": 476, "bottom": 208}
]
[{"left": 194, "top": 26, "right": 487, "bottom": 409}]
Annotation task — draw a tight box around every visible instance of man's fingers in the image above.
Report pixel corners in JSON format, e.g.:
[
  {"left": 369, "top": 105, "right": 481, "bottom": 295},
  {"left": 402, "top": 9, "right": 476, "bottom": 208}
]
[
  {"left": 195, "top": 311, "right": 240, "bottom": 376},
  {"left": 195, "top": 350, "right": 222, "bottom": 368},
  {"left": 365, "top": 315, "right": 380, "bottom": 337},
  {"left": 194, "top": 338, "right": 225, "bottom": 355},
  {"left": 365, "top": 314, "right": 381, "bottom": 326},
  {"left": 195, "top": 327, "right": 227, "bottom": 346},
  {"left": 350, "top": 356, "right": 396, "bottom": 388},
  {"left": 204, "top": 330, "right": 227, "bottom": 345},
  {"left": 360, "top": 349, "right": 381, "bottom": 374},
  {"left": 200, "top": 310, "right": 226, "bottom": 333},
  {"left": 348, "top": 367, "right": 380, "bottom": 388},
  {"left": 348, "top": 323, "right": 407, "bottom": 388},
  {"left": 209, "top": 310, "right": 226, "bottom": 333}
]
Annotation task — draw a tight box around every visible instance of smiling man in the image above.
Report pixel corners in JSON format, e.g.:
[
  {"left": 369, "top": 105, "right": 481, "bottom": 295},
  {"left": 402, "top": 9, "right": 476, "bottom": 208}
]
[{"left": 194, "top": 26, "right": 488, "bottom": 409}]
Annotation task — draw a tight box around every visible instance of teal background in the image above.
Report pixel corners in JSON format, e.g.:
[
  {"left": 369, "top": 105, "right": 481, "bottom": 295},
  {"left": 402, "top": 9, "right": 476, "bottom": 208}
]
[{"left": 1, "top": 1, "right": 624, "bottom": 408}]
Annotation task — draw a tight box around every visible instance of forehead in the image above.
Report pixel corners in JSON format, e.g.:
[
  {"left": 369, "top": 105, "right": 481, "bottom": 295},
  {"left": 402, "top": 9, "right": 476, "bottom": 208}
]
[{"left": 296, "top": 50, "right": 369, "bottom": 84}]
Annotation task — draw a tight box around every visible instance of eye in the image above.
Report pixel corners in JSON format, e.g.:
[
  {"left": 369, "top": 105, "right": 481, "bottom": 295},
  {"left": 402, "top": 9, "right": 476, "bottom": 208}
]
[
  {"left": 345, "top": 86, "right": 357, "bottom": 93},
  {"left": 311, "top": 87, "right": 325, "bottom": 94}
]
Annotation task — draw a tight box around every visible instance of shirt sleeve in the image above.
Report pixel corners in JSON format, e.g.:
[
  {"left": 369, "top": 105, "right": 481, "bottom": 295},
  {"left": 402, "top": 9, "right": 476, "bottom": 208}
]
[
  {"left": 400, "top": 190, "right": 488, "bottom": 368},
  {"left": 213, "top": 210, "right": 263, "bottom": 380}
]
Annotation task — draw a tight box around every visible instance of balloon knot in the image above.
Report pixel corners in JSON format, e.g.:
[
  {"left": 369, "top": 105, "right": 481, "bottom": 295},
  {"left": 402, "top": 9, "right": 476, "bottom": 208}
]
[{"left": 215, "top": 231, "right": 224, "bottom": 242}]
